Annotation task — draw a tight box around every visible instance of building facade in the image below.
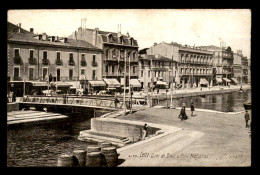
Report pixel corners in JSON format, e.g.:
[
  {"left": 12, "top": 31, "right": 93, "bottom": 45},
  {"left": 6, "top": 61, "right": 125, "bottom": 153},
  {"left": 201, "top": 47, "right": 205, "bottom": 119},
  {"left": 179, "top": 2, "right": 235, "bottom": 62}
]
[
  {"left": 69, "top": 27, "right": 140, "bottom": 89},
  {"left": 146, "top": 42, "right": 213, "bottom": 89},
  {"left": 201, "top": 45, "right": 234, "bottom": 86},
  {"left": 7, "top": 22, "right": 102, "bottom": 96},
  {"left": 233, "top": 50, "right": 243, "bottom": 83},
  {"left": 241, "top": 56, "right": 249, "bottom": 83},
  {"left": 138, "top": 50, "right": 177, "bottom": 91}
]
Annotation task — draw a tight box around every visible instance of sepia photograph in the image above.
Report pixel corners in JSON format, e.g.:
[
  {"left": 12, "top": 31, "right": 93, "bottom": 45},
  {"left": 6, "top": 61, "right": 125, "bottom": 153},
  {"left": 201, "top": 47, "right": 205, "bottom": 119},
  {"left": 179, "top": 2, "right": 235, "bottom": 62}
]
[{"left": 6, "top": 9, "right": 251, "bottom": 167}]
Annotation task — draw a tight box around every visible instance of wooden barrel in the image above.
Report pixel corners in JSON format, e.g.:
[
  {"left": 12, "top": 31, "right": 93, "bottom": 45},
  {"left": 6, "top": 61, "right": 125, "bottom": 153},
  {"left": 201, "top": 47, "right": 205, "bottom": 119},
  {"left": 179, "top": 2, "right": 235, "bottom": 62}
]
[
  {"left": 99, "top": 142, "right": 112, "bottom": 149},
  {"left": 57, "top": 153, "right": 77, "bottom": 167},
  {"left": 87, "top": 145, "right": 101, "bottom": 153},
  {"left": 101, "top": 146, "right": 118, "bottom": 167},
  {"left": 86, "top": 152, "right": 103, "bottom": 167},
  {"left": 73, "top": 149, "right": 86, "bottom": 167}
]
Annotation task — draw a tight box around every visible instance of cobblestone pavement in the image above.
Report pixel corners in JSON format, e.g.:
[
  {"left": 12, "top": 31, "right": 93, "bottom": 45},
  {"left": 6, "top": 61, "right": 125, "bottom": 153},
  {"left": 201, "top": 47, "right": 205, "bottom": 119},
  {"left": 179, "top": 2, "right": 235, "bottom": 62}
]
[{"left": 117, "top": 107, "right": 251, "bottom": 167}]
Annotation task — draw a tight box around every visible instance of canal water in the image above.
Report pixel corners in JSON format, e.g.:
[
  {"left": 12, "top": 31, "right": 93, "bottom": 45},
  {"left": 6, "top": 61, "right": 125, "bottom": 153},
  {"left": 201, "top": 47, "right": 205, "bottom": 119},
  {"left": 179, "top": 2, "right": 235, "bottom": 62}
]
[
  {"left": 7, "top": 89, "right": 251, "bottom": 167},
  {"left": 159, "top": 89, "right": 251, "bottom": 112}
]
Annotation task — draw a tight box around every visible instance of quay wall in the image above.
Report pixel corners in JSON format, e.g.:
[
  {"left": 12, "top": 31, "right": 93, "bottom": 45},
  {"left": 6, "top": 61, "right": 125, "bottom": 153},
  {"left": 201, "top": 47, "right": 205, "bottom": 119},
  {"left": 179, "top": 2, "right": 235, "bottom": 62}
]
[
  {"left": 135, "top": 86, "right": 251, "bottom": 100},
  {"left": 91, "top": 118, "right": 160, "bottom": 141},
  {"left": 7, "top": 103, "right": 19, "bottom": 112}
]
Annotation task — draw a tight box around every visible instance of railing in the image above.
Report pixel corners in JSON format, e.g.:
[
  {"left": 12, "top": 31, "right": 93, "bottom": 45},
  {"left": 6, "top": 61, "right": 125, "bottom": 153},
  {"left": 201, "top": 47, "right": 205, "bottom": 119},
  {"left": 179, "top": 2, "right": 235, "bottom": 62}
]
[
  {"left": 55, "top": 59, "right": 63, "bottom": 66},
  {"left": 68, "top": 60, "right": 75, "bottom": 66},
  {"left": 22, "top": 96, "right": 123, "bottom": 109},
  {"left": 13, "top": 56, "right": 22, "bottom": 64},
  {"left": 13, "top": 76, "right": 22, "bottom": 81},
  {"left": 28, "top": 57, "right": 37, "bottom": 65},
  {"left": 42, "top": 58, "right": 49, "bottom": 65},
  {"left": 92, "top": 61, "right": 98, "bottom": 67},
  {"left": 81, "top": 60, "right": 87, "bottom": 66}
]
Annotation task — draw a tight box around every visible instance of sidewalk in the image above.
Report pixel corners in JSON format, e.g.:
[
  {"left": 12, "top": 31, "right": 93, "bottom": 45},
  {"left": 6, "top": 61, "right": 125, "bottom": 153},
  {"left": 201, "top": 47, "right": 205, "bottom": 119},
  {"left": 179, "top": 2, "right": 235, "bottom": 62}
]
[{"left": 116, "top": 107, "right": 251, "bottom": 166}]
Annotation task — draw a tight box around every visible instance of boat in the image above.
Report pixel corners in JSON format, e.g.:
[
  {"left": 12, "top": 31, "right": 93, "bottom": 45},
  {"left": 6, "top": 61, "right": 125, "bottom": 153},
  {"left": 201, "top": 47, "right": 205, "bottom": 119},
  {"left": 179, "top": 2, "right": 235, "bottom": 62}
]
[{"left": 244, "top": 101, "right": 251, "bottom": 110}]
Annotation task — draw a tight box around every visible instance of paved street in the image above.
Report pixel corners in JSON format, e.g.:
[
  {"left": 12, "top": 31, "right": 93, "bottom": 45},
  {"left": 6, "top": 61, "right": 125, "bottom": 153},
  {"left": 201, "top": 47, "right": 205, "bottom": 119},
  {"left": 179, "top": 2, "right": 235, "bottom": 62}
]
[{"left": 117, "top": 107, "right": 251, "bottom": 166}]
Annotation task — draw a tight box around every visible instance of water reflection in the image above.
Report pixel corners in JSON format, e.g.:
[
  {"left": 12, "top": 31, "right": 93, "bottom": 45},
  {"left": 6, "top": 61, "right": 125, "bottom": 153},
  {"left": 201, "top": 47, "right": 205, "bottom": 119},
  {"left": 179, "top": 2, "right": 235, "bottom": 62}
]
[
  {"left": 7, "top": 115, "right": 93, "bottom": 167},
  {"left": 162, "top": 89, "right": 251, "bottom": 112}
]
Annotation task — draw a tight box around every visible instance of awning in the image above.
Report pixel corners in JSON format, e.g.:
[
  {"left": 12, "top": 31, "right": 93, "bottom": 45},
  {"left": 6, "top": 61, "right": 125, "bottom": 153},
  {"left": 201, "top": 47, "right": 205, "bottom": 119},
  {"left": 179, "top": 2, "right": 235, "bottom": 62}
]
[
  {"left": 31, "top": 81, "right": 48, "bottom": 86},
  {"left": 231, "top": 78, "right": 238, "bottom": 84},
  {"left": 103, "top": 78, "right": 120, "bottom": 88},
  {"left": 67, "top": 81, "right": 81, "bottom": 89},
  {"left": 130, "top": 79, "right": 142, "bottom": 87},
  {"left": 223, "top": 78, "right": 231, "bottom": 83},
  {"left": 156, "top": 81, "right": 168, "bottom": 86},
  {"left": 216, "top": 77, "right": 223, "bottom": 83},
  {"left": 89, "top": 80, "right": 106, "bottom": 87},
  {"left": 54, "top": 81, "right": 73, "bottom": 87},
  {"left": 200, "top": 78, "right": 209, "bottom": 85},
  {"left": 120, "top": 78, "right": 142, "bottom": 87}
]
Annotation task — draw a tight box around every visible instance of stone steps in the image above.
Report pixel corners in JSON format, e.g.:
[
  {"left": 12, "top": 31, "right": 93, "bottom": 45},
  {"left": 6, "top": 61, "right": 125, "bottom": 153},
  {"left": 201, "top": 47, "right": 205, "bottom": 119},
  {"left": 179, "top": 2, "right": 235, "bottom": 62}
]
[{"left": 78, "top": 130, "right": 132, "bottom": 147}]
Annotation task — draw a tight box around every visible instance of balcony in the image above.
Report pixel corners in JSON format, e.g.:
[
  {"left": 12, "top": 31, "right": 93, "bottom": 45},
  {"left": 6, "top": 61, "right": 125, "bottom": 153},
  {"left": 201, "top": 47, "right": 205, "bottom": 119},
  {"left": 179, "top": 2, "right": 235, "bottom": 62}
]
[
  {"left": 28, "top": 57, "right": 37, "bottom": 65},
  {"left": 92, "top": 61, "right": 98, "bottom": 67},
  {"left": 55, "top": 59, "right": 63, "bottom": 66},
  {"left": 13, "top": 56, "right": 22, "bottom": 64},
  {"left": 81, "top": 60, "right": 87, "bottom": 67},
  {"left": 42, "top": 58, "right": 49, "bottom": 65},
  {"left": 68, "top": 60, "right": 75, "bottom": 66},
  {"left": 13, "top": 76, "right": 22, "bottom": 81}
]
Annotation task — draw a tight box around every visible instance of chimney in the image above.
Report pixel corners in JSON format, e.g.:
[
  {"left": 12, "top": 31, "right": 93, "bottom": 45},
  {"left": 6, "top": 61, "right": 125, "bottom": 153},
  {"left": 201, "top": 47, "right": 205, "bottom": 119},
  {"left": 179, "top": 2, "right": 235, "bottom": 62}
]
[
  {"left": 63, "top": 38, "right": 68, "bottom": 43},
  {"left": 55, "top": 36, "right": 59, "bottom": 41},
  {"left": 39, "top": 34, "right": 42, "bottom": 40},
  {"left": 18, "top": 23, "right": 21, "bottom": 33},
  {"left": 154, "top": 42, "right": 157, "bottom": 46},
  {"left": 94, "top": 28, "right": 99, "bottom": 46},
  {"left": 30, "top": 28, "right": 34, "bottom": 34},
  {"left": 126, "top": 31, "right": 130, "bottom": 38},
  {"left": 51, "top": 36, "right": 55, "bottom": 42}
]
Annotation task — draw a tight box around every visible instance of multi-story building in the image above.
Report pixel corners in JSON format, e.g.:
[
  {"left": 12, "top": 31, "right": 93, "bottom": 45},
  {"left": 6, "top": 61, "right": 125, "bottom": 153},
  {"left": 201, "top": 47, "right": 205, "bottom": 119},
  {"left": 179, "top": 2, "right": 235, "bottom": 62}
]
[
  {"left": 7, "top": 22, "right": 103, "bottom": 96},
  {"left": 201, "top": 45, "right": 234, "bottom": 86},
  {"left": 146, "top": 42, "right": 213, "bottom": 89},
  {"left": 69, "top": 27, "right": 140, "bottom": 90},
  {"left": 241, "top": 56, "right": 249, "bottom": 83},
  {"left": 233, "top": 50, "right": 243, "bottom": 83},
  {"left": 138, "top": 47, "right": 177, "bottom": 91}
]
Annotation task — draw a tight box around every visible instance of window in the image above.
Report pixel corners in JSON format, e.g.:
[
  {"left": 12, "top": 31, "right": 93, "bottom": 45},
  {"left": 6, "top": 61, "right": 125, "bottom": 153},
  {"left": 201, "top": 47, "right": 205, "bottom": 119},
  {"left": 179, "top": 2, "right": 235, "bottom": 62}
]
[
  {"left": 29, "top": 50, "right": 34, "bottom": 58},
  {"left": 133, "top": 66, "right": 136, "bottom": 74},
  {"left": 57, "top": 69, "right": 60, "bottom": 81},
  {"left": 69, "top": 53, "right": 73, "bottom": 62},
  {"left": 93, "top": 55, "right": 96, "bottom": 62},
  {"left": 112, "top": 65, "right": 114, "bottom": 73},
  {"left": 141, "top": 70, "right": 143, "bottom": 77},
  {"left": 81, "top": 53, "right": 85, "bottom": 60},
  {"left": 105, "top": 50, "right": 109, "bottom": 59},
  {"left": 133, "top": 52, "right": 136, "bottom": 59},
  {"left": 29, "top": 68, "right": 34, "bottom": 80},
  {"left": 57, "top": 52, "right": 60, "bottom": 60},
  {"left": 14, "top": 49, "right": 20, "bottom": 57},
  {"left": 112, "top": 49, "right": 116, "bottom": 57},
  {"left": 81, "top": 69, "right": 85, "bottom": 75},
  {"left": 13, "top": 67, "right": 20, "bottom": 78},
  {"left": 43, "top": 51, "right": 47, "bottom": 59},
  {"left": 92, "top": 70, "right": 96, "bottom": 80},
  {"left": 69, "top": 69, "right": 73, "bottom": 80},
  {"left": 105, "top": 65, "right": 108, "bottom": 73},
  {"left": 43, "top": 68, "right": 48, "bottom": 80},
  {"left": 148, "top": 70, "right": 150, "bottom": 77}
]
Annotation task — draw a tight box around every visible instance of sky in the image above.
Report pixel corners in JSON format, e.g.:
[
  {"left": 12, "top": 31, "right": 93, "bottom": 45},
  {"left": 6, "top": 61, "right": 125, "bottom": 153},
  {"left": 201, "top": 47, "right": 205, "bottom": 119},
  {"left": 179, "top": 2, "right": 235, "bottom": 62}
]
[{"left": 8, "top": 9, "right": 251, "bottom": 58}]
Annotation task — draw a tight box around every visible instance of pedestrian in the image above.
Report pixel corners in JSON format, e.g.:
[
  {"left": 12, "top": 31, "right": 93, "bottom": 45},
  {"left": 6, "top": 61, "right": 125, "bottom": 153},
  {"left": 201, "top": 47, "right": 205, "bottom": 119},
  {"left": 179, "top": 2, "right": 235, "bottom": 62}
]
[
  {"left": 157, "top": 88, "right": 159, "bottom": 94},
  {"left": 245, "top": 110, "right": 250, "bottom": 128},
  {"left": 191, "top": 102, "right": 195, "bottom": 117},
  {"left": 114, "top": 95, "right": 119, "bottom": 109},
  {"left": 142, "top": 123, "right": 148, "bottom": 140},
  {"left": 178, "top": 103, "right": 188, "bottom": 121},
  {"left": 12, "top": 91, "right": 16, "bottom": 102}
]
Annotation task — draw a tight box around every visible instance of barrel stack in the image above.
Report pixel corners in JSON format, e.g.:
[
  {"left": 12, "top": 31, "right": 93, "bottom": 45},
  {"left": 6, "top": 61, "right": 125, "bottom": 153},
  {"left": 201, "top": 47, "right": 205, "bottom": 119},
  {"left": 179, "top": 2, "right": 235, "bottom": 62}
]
[{"left": 57, "top": 143, "right": 119, "bottom": 167}]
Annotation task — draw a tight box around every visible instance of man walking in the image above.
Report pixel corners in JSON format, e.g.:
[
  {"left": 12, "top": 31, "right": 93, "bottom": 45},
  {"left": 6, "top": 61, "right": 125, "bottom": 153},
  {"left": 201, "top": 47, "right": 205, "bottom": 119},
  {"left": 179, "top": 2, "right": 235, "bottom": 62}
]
[
  {"left": 114, "top": 95, "right": 119, "bottom": 109},
  {"left": 191, "top": 102, "right": 195, "bottom": 117},
  {"left": 142, "top": 123, "right": 148, "bottom": 140},
  {"left": 245, "top": 110, "right": 250, "bottom": 128}
]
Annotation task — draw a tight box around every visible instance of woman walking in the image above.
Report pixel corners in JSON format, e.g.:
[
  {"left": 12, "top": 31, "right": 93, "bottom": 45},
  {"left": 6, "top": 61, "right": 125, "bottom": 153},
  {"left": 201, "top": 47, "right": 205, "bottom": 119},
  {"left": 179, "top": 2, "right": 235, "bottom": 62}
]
[{"left": 178, "top": 103, "right": 188, "bottom": 121}]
